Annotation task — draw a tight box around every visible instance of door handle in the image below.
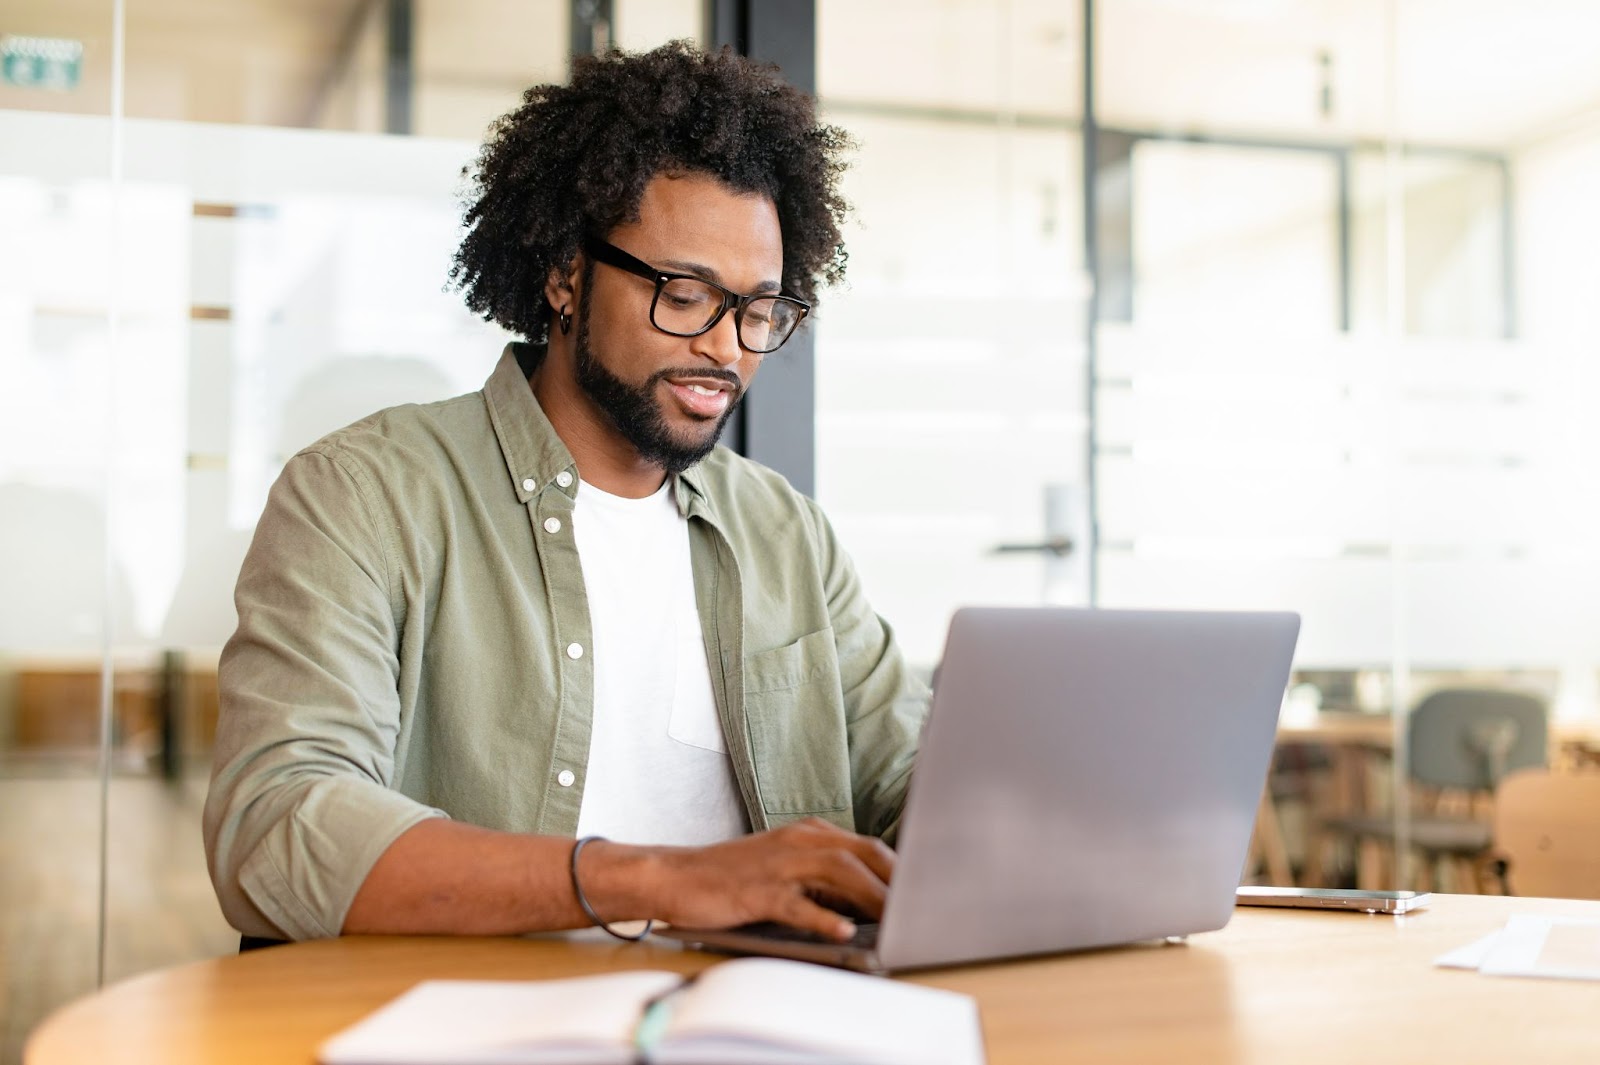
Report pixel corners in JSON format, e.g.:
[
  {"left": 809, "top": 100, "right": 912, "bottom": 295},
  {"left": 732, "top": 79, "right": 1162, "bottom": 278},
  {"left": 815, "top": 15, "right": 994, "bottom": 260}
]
[{"left": 990, "top": 537, "right": 1074, "bottom": 558}]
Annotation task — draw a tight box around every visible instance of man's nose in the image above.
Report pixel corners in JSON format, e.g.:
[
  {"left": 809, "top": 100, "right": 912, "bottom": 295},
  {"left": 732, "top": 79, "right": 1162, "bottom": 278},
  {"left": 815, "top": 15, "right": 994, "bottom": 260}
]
[{"left": 689, "top": 308, "right": 743, "bottom": 367}]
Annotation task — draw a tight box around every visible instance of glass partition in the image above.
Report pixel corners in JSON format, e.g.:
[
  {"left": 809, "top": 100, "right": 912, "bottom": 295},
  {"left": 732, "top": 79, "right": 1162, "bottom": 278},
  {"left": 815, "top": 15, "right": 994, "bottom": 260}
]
[
  {"left": 1092, "top": 0, "right": 1600, "bottom": 890},
  {"left": 815, "top": 0, "right": 1088, "bottom": 667},
  {"left": 2, "top": 2, "right": 703, "bottom": 1060},
  {"left": 1, "top": 7, "right": 118, "bottom": 1062},
  {"left": 814, "top": 0, "right": 1600, "bottom": 892}
]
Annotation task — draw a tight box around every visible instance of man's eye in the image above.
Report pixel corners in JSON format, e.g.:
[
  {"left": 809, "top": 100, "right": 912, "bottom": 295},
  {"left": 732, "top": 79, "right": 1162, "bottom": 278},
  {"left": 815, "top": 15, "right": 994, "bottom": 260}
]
[{"left": 661, "top": 282, "right": 712, "bottom": 309}]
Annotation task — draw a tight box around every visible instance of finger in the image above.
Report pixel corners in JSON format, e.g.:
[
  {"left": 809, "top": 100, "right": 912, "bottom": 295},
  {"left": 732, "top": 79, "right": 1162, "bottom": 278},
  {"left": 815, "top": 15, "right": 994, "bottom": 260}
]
[
  {"left": 806, "top": 888, "right": 875, "bottom": 923},
  {"left": 779, "top": 821, "right": 895, "bottom": 887},
  {"left": 787, "top": 818, "right": 893, "bottom": 862},
  {"left": 802, "top": 850, "right": 890, "bottom": 921},
  {"left": 843, "top": 834, "right": 896, "bottom": 886},
  {"left": 787, "top": 824, "right": 896, "bottom": 880},
  {"left": 774, "top": 891, "right": 859, "bottom": 942}
]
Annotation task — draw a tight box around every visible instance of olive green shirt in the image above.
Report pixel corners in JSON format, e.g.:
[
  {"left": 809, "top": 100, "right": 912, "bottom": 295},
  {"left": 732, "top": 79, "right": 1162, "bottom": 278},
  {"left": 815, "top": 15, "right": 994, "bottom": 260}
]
[{"left": 203, "top": 344, "right": 929, "bottom": 940}]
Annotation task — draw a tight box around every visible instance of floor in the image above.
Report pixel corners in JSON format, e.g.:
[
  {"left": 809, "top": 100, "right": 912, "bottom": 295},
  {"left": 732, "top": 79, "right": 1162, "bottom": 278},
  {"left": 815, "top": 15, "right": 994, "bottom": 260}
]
[{"left": 0, "top": 766, "right": 238, "bottom": 1065}]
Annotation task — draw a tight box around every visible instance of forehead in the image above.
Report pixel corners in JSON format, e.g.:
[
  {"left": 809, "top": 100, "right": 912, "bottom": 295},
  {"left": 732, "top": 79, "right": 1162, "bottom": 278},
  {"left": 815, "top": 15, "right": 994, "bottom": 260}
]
[{"left": 613, "top": 171, "right": 783, "bottom": 282}]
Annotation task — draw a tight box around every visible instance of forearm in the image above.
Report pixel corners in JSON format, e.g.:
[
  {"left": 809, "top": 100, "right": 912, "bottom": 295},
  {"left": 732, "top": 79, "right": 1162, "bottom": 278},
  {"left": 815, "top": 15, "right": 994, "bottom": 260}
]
[
  {"left": 343, "top": 818, "right": 894, "bottom": 941},
  {"left": 343, "top": 821, "right": 660, "bottom": 936}
]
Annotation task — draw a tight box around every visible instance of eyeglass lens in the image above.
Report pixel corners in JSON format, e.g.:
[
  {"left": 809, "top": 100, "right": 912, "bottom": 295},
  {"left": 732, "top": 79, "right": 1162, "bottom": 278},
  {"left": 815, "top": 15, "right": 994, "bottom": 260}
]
[{"left": 654, "top": 277, "right": 802, "bottom": 353}]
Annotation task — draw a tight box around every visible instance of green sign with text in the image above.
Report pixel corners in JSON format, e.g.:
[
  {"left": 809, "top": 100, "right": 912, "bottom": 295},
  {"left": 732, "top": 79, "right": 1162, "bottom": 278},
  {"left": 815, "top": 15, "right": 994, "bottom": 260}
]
[{"left": 1, "top": 36, "right": 83, "bottom": 91}]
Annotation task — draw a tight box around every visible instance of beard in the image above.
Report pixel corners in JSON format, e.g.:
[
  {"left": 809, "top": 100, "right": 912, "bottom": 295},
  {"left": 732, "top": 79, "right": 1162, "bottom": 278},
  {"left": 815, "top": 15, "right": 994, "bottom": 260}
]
[{"left": 572, "top": 282, "right": 744, "bottom": 477}]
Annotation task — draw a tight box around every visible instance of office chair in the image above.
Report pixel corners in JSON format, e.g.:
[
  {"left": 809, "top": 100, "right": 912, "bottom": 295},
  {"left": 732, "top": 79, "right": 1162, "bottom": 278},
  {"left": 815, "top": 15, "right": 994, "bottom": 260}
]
[
  {"left": 1318, "top": 688, "right": 1548, "bottom": 892},
  {"left": 1492, "top": 768, "right": 1600, "bottom": 899}
]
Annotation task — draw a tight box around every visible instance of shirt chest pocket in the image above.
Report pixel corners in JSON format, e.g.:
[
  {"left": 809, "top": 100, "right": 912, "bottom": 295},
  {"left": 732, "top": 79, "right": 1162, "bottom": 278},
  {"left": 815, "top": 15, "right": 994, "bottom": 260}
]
[{"left": 743, "top": 626, "right": 853, "bottom": 821}]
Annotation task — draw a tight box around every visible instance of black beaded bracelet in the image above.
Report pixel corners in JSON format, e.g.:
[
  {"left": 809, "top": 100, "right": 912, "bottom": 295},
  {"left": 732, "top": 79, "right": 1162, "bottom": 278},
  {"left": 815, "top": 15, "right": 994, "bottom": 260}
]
[{"left": 569, "top": 835, "right": 654, "bottom": 942}]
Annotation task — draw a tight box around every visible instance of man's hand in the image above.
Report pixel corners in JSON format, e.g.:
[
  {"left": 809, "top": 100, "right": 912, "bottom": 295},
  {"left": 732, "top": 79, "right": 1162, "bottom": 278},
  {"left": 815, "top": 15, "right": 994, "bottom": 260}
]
[{"left": 585, "top": 818, "right": 895, "bottom": 942}]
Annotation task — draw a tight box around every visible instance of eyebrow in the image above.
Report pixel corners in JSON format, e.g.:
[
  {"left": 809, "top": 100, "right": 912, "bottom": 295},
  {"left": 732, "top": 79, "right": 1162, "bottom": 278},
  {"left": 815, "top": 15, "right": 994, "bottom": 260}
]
[{"left": 657, "top": 256, "right": 782, "bottom": 295}]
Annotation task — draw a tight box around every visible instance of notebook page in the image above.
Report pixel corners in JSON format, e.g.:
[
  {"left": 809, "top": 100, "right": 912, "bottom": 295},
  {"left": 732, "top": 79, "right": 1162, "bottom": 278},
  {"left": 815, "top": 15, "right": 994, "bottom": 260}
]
[
  {"left": 657, "top": 958, "right": 984, "bottom": 1065},
  {"left": 319, "top": 972, "right": 683, "bottom": 1065}
]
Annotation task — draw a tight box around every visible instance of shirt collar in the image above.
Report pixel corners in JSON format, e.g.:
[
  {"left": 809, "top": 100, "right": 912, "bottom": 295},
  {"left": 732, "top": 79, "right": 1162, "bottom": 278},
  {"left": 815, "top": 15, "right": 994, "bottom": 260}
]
[
  {"left": 482, "top": 341, "right": 715, "bottom": 516},
  {"left": 484, "top": 343, "right": 578, "bottom": 505}
]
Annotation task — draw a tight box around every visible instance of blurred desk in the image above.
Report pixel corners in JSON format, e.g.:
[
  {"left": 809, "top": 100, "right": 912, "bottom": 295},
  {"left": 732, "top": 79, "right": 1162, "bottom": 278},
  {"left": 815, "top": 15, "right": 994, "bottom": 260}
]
[
  {"left": 7, "top": 654, "right": 219, "bottom": 777},
  {"left": 1276, "top": 712, "right": 1600, "bottom": 775},
  {"left": 1278, "top": 710, "right": 1395, "bottom": 748},
  {"left": 1274, "top": 712, "right": 1398, "bottom": 883},
  {"left": 1274, "top": 713, "right": 1600, "bottom": 887},
  {"left": 13, "top": 660, "right": 159, "bottom": 749},
  {"left": 25, "top": 896, "right": 1600, "bottom": 1065}
]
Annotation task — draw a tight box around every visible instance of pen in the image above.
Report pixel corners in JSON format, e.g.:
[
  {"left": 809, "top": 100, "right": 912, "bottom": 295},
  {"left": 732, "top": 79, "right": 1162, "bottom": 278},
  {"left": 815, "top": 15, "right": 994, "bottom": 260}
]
[{"left": 633, "top": 972, "right": 701, "bottom": 1056}]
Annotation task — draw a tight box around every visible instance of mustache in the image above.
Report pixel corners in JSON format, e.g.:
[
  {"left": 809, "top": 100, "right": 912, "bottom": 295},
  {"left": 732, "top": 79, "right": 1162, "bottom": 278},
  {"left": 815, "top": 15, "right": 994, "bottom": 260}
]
[{"left": 648, "top": 367, "right": 743, "bottom": 395}]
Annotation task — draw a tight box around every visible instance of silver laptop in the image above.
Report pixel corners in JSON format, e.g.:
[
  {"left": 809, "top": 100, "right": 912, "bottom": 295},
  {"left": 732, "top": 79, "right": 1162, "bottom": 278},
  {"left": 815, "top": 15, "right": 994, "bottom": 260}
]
[{"left": 657, "top": 606, "right": 1301, "bottom": 972}]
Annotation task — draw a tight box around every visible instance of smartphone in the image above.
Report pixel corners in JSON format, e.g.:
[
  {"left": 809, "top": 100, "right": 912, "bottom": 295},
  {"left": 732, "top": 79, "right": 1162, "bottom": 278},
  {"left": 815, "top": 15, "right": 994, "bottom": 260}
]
[{"left": 1236, "top": 886, "right": 1432, "bottom": 914}]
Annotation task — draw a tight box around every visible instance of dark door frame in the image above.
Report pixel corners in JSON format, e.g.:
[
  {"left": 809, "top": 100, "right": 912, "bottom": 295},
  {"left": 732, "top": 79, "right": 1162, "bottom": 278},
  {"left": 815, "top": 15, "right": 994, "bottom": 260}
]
[{"left": 706, "top": 0, "right": 819, "bottom": 496}]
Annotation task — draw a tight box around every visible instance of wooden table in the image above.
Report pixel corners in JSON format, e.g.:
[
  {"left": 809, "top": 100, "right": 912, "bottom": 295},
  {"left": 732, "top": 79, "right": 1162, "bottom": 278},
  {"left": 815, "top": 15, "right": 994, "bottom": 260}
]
[{"left": 26, "top": 895, "right": 1600, "bottom": 1065}]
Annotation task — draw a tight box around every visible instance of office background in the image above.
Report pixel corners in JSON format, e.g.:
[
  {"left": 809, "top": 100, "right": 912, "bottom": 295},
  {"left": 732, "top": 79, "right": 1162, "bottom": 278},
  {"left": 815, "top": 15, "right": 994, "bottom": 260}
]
[{"left": 3, "top": 2, "right": 1599, "bottom": 1062}]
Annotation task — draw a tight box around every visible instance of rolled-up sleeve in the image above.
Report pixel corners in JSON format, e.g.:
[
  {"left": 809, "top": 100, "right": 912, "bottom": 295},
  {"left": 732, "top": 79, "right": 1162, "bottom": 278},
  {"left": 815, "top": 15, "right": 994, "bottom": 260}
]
[
  {"left": 202, "top": 447, "right": 445, "bottom": 940},
  {"left": 804, "top": 499, "right": 929, "bottom": 845}
]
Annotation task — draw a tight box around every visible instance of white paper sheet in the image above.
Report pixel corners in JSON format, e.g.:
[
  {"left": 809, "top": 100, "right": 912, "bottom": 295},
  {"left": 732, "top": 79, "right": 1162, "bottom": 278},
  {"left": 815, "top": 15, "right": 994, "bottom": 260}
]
[
  {"left": 1434, "top": 915, "right": 1600, "bottom": 981},
  {"left": 1479, "top": 915, "right": 1600, "bottom": 981},
  {"left": 1432, "top": 931, "right": 1501, "bottom": 970}
]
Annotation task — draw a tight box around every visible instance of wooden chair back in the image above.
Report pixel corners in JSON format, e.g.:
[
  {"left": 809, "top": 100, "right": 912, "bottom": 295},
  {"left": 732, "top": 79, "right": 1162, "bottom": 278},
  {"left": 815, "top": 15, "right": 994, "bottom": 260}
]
[{"left": 1493, "top": 769, "right": 1600, "bottom": 899}]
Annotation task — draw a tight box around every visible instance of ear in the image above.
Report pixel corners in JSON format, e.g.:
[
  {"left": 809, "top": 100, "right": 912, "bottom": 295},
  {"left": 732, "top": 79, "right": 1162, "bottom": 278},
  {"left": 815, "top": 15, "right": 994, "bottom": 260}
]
[{"left": 544, "top": 253, "right": 582, "bottom": 321}]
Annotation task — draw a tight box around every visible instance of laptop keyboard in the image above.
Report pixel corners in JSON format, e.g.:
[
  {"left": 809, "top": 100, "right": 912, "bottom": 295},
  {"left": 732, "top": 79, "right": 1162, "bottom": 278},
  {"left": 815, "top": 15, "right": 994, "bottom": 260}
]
[{"left": 734, "top": 921, "right": 881, "bottom": 950}]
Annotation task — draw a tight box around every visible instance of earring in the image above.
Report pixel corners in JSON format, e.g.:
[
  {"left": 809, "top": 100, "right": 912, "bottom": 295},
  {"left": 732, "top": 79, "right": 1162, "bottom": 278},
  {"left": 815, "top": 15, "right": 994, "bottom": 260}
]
[{"left": 557, "top": 308, "right": 572, "bottom": 336}]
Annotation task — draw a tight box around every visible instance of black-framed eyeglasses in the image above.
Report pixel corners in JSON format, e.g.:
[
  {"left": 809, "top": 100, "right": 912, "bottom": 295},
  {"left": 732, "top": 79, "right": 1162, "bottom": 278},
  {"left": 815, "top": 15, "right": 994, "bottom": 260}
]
[{"left": 582, "top": 237, "right": 810, "bottom": 355}]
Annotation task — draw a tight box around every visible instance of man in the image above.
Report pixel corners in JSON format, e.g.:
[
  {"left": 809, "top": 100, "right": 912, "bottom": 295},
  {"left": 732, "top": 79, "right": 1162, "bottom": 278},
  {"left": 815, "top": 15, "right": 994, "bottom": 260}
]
[{"left": 203, "top": 43, "right": 928, "bottom": 945}]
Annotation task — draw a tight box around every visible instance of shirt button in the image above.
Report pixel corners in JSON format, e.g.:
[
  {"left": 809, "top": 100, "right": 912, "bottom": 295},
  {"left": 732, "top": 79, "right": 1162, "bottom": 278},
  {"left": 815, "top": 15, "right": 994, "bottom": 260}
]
[
  {"left": 521, "top": 477, "right": 537, "bottom": 492},
  {"left": 543, "top": 517, "right": 562, "bottom": 534},
  {"left": 556, "top": 471, "right": 574, "bottom": 488},
  {"left": 566, "top": 642, "right": 584, "bottom": 660},
  {"left": 557, "top": 769, "right": 575, "bottom": 787}
]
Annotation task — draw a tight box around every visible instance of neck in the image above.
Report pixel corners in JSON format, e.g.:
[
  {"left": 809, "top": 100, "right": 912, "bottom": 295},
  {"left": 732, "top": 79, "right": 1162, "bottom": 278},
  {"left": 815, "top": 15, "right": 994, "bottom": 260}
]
[{"left": 528, "top": 343, "right": 669, "bottom": 499}]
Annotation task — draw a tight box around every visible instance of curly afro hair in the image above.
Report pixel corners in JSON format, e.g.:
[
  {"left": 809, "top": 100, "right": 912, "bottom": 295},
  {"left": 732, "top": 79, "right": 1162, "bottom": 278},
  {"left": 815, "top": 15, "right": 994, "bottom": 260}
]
[{"left": 450, "top": 41, "right": 854, "bottom": 344}]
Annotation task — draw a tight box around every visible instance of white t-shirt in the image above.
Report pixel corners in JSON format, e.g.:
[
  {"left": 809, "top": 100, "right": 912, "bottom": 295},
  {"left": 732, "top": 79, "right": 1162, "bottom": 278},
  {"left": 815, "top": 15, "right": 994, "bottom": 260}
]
[{"left": 571, "top": 477, "right": 749, "bottom": 846}]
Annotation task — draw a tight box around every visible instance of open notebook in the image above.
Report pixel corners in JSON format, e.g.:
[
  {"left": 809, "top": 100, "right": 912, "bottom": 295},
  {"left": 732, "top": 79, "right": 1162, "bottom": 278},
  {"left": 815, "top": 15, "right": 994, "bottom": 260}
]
[{"left": 318, "top": 956, "right": 985, "bottom": 1065}]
